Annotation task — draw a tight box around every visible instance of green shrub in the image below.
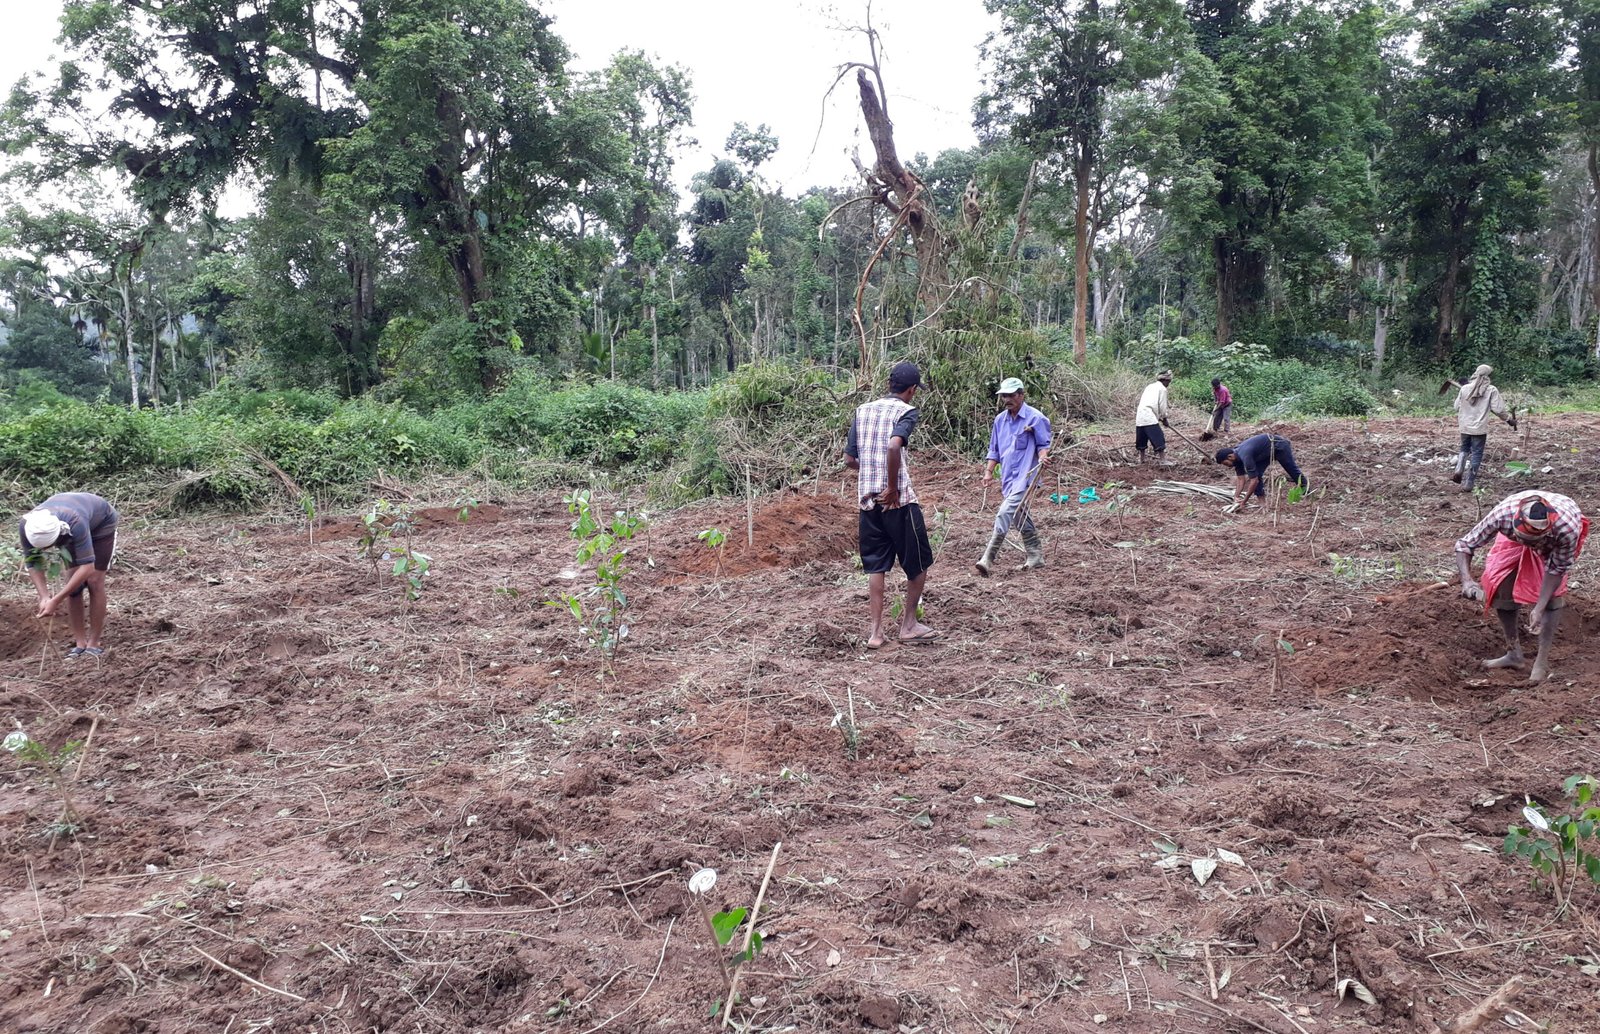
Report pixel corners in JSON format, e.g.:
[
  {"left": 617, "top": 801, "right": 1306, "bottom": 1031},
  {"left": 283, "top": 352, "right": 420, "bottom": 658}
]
[{"left": 0, "top": 403, "right": 160, "bottom": 487}]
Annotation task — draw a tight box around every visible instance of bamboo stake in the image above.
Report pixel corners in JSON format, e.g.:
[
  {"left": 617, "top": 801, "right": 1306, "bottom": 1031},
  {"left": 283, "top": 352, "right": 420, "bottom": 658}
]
[
  {"left": 723, "top": 842, "right": 783, "bottom": 1029},
  {"left": 1308, "top": 505, "right": 1321, "bottom": 560},
  {"left": 744, "top": 464, "right": 754, "bottom": 548}
]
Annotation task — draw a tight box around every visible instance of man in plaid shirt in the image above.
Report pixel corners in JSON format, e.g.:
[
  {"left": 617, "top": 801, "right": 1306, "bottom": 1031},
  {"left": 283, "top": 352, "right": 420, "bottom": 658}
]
[
  {"left": 1455, "top": 489, "right": 1589, "bottom": 683},
  {"left": 843, "top": 361, "right": 939, "bottom": 649}
]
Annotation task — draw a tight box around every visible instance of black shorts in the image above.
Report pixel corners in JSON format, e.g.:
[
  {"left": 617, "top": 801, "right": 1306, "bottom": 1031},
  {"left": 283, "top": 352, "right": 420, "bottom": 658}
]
[
  {"left": 68, "top": 531, "right": 118, "bottom": 597},
  {"left": 859, "top": 503, "right": 934, "bottom": 579},
  {"left": 1136, "top": 424, "right": 1166, "bottom": 452}
]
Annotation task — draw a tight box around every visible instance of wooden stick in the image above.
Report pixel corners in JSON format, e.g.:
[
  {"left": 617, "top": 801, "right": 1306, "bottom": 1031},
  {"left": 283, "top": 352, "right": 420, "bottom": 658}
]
[
  {"left": 1307, "top": 505, "right": 1320, "bottom": 560},
  {"left": 38, "top": 615, "right": 55, "bottom": 678},
  {"left": 192, "top": 945, "right": 305, "bottom": 1002},
  {"left": 73, "top": 715, "right": 101, "bottom": 780},
  {"left": 1271, "top": 629, "right": 1285, "bottom": 694},
  {"left": 1443, "top": 976, "right": 1524, "bottom": 1032},
  {"left": 694, "top": 898, "right": 733, "bottom": 990},
  {"left": 1204, "top": 942, "right": 1219, "bottom": 1000},
  {"left": 578, "top": 917, "right": 675, "bottom": 1034},
  {"left": 1172, "top": 989, "right": 1292, "bottom": 1034},
  {"left": 723, "top": 842, "right": 783, "bottom": 1029},
  {"left": 745, "top": 464, "right": 754, "bottom": 548}
]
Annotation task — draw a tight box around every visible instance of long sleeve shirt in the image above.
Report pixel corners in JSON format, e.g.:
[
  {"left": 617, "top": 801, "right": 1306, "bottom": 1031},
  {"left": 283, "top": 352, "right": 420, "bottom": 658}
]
[
  {"left": 1135, "top": 382, "right": 1169, "bottom": 427},
  {"left": 1454, "top": 382, "right": 1509, "bottom": 436}
]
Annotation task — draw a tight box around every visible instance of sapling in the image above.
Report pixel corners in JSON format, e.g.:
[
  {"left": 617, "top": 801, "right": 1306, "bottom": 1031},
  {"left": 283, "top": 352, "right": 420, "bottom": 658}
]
[
  {"left": 5, "top": 731, "right": 84, "bottom": 838},
  {"left": 355, "top": 499, "right": 433, "bottom": 603},
  {"left": 453, "top": 493, "right": 481, "bottom": 522},
  {"left": 547, "top": 490, "right": 642, "bottom": 674},
  {"left": 697, "top": 527, "right": 727, "bottom": 580},
  {"left": 687, "top": 844, "right": 782, "bottom": 1026},
  {"left": 1505, "top": 775, "right": 1600, "bottom": 916},
  {"left": 299, "top": 494, "right": 316, "bottom": 546}
]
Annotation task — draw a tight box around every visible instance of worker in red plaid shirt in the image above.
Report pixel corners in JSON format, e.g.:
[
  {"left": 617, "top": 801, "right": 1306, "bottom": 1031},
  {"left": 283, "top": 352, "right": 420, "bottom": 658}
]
[{"left": 1455, "top": 490, "right": 1589, "bottom": 683}]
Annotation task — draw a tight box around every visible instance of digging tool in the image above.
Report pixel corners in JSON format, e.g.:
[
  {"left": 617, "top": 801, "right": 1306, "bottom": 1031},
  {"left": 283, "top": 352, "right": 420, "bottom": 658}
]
[
  {"left": 1163, "top": 420, "right": 1212, "bottom": 463},
  {"left": 1438, "top": 377, "right": 1462, "bottom": 396}
]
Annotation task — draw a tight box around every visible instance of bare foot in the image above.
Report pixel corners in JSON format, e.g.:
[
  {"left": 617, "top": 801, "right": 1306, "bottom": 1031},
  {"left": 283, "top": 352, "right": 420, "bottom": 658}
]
[
  {"left": 866, "top": 627, "right": 885, "bottom": 650},
  {"left": 1483, "top": 651, "right": 1526, "bottom": 670},
  {"left": 1529, "top": 660, "right": 1551, "bottom": 683}
]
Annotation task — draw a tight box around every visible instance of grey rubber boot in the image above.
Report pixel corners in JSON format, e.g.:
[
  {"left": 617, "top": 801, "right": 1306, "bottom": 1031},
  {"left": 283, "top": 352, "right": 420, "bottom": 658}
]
[
  {"left": 1019, "top": 528, "right": 1045, "bottom": 570},
  {"left": 974, "top": 532, "right": 1005, "bottom": 577}
]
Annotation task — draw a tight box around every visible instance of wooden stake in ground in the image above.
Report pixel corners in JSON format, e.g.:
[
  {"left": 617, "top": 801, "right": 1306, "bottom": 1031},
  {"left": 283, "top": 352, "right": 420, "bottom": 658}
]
[{"left": 744, "top": 464, "right": 754, "bottom": 549}]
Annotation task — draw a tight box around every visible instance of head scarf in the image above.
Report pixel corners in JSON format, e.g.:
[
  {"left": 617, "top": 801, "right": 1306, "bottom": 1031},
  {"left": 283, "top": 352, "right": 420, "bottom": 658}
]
[
  {"left": 1514, "top": 495, "right": 1552, "bottom": 537},
  {"left": 1465, "top": 364, "right": 1493, "bottom": 403}
]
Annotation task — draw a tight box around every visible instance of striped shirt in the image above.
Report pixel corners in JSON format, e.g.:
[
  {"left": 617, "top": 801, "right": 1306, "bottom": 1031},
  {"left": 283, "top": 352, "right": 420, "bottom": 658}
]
[
  {"left": 845, "top": 396, "right": 919, "bottom": 510},
  {"left": 1454, "top": 489, "right": 1585, "bottom": 575}
]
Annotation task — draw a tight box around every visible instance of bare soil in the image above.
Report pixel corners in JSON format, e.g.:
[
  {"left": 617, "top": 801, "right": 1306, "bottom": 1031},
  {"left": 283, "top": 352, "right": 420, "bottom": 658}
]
[{"left": 3, "top": 413, "right": 1599, "bottom": 1033}]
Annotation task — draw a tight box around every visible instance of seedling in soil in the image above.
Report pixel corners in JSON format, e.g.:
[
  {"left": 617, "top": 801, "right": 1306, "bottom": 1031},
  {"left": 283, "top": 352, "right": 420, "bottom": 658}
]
[
  {"left": 356, "top": 499, "right": 434, "bottom": 603},
  {"left": 453, "top": 494, "right": 481, "bottom": 522},
  {"left": 1505, "top": 775, "right": 1600, "bottom": 916},
  {"left": 299, "top": 494, "right": 316, "bottom": 545},
  {"left": 5, "top": 731, "right": 84, "bottom": 839},
  {"left": 697, "top": 527, "right": 727, "bottom": 580},
  {"left": 548, "top": 490, "right": 643, "bottom": 675},
  {"left": 688, "top": 843, "right": 782, "bottom": 1027},
  {"left": 823, "top": 686, "right": 862, "bottom": 761}
]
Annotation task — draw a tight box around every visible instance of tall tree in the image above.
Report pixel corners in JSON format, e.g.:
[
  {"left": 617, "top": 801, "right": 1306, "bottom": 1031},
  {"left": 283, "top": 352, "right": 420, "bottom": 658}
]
[
  {"left": 1176, "top": 0, "right": 1385, "bottom": 346},
  {"left": 980, "top": 0, "right": 1192, "bottom": 364},
  {"left": 1388, "top": 0, "right": 1566, "bottom": 361}
]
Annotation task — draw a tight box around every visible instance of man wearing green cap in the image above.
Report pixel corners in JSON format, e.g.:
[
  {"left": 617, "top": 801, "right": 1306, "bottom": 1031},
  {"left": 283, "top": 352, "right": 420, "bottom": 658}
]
[{"left": 976, "top": 377, "right": 1052, "bottom": 575}]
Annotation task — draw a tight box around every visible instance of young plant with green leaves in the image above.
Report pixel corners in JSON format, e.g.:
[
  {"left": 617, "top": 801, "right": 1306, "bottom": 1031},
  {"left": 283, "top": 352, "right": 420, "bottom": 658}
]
[
  {"left": 549, "top": 490, "right": 643, "bottom": 673},
  {"left": 687, "top": 860, "right": 776, "bottom": 1023},
  {"left": 453, "top": 493, "right": 481, "bottom": 522},
  {"left": 697, "top": 527, "right": 726, "bottom": 580},
  {"left": 5, "top": 730, "right": 84, "bottom": 837},
  {"left": 1505, "top": 775, "right": 1600, "bottom": 916},
  {"left": 355, "top": 499, "right": 433, "bottom": 603}
]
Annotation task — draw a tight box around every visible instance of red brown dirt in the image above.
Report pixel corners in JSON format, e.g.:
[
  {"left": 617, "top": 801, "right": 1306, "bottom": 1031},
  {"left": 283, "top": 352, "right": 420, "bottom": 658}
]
[{"left": 2, "top": 413, "right": 1599, "bottom": 1032}]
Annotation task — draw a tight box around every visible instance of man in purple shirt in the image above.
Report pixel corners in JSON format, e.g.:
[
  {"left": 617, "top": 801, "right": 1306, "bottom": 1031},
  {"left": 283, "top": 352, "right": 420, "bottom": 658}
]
[
  {"left": 976, "top": 377, "right": 1052, "bottom": 575},
  {"left": 19, "top": 491, "right": 120, "bottom": 658}
]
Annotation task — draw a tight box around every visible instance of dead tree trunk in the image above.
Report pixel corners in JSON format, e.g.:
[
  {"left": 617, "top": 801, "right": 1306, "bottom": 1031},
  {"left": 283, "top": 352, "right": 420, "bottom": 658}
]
[{"left": 855, "top": 68, "right": 946, "bottom": 309}]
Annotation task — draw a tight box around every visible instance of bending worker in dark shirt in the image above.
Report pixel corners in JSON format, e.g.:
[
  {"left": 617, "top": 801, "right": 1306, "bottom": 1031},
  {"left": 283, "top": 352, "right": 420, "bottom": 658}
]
[
  {"left": 1214, "top": 434, "right": 1309, "bottom": 507},
  {"left": 19, "top": 492, "right": 119, "bottom": 658}
]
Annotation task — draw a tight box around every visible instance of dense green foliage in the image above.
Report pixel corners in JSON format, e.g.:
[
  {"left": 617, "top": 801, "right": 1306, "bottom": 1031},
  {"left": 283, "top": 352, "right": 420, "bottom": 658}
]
[
  {"left": 0, "top": 0, "right": 1595, "bottom": 498},
  {"left": 0, "top": 377, "right": 716, "bottom": 509}
]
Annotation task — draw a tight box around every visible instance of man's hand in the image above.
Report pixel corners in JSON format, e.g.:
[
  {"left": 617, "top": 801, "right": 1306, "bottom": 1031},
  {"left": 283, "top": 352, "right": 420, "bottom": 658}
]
[
  {"left": 36, "top": 596, "right": 59, "bottom": 618},
  {"left": 1460, "top": 580, "right": 1485, "bottom": 602},
  {"left": 877, "top": 486, "right": 901, "bottom": 510},
  {"left": 1507, "top": 415, "right": 1519, "bottom": 431},
  {"left": 981, "top": 465, "right": 994, "bottom": 482},
  {"left": 1038, "top": 449, "right": 1051, "bottom": 467},
  {"left": 1527, "top": 605, "right": 1546, "bottom": 634}
]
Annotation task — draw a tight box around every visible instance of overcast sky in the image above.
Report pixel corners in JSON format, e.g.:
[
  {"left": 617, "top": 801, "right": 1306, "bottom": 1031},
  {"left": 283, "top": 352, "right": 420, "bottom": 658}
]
[{"left": 1, "top": 1, "right": 997, "bottom": 208}]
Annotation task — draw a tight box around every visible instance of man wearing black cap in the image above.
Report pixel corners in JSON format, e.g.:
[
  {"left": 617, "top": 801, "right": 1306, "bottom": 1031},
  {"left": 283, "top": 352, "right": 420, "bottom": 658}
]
[
  {"left": 1455, "top": 489, "right": 1589, "bottom": 683},
  {"left": 843, "top": 361, "right": 940, "bottom": 648}
]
